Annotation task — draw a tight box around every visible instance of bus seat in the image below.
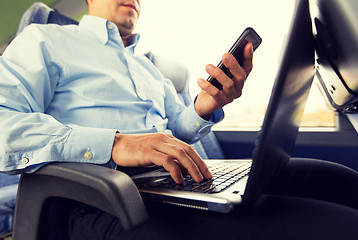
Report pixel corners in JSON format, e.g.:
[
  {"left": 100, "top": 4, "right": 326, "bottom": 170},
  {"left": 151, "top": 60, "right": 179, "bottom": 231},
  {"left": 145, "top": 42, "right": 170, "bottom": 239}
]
[
  {"left": 8, "top": 2, "right": 226, "bottom": 239},
  {"left": 0, "top": 174, "right": 19, "bottom": 238},
  {"left": 312, "top": 0, "right": 358, "bottom": 113},
  {"left": 12, "top": 163, "right": 148, "bottom": 240}
]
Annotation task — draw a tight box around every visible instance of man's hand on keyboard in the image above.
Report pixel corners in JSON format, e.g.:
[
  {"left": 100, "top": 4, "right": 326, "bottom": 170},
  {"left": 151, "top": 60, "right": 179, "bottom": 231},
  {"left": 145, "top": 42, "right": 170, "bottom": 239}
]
[{"left": 111, "top": 133, "right": 212, "bottom": 184}]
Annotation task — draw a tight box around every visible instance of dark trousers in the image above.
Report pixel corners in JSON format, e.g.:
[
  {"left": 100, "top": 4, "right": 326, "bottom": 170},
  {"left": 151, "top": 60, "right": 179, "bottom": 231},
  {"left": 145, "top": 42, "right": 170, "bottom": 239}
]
[{"left": 68, "top": 159, "right": 358, "bottom": 240}]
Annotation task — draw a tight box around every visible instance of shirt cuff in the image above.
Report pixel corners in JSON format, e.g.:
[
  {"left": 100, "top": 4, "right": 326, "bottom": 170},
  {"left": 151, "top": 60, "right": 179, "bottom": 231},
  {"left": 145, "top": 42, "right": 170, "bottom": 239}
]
[
  {"left": 180, "top": 102, "right": 224, "bottom": 143},
  {"left": 63, "top": 125, "right": 117, "bottom": 165}
]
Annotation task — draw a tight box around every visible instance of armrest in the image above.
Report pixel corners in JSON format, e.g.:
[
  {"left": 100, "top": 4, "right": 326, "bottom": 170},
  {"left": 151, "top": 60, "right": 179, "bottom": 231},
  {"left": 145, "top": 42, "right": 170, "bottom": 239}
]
[{"left": 12, "top": 163, "right": 149, "bottom": 240}]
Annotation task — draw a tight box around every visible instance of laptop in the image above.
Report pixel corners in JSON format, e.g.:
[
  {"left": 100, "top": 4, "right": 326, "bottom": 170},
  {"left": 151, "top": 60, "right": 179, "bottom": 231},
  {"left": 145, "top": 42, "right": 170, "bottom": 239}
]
[{"left": 129, "top": 0, "right": 315, "bottom": 213}]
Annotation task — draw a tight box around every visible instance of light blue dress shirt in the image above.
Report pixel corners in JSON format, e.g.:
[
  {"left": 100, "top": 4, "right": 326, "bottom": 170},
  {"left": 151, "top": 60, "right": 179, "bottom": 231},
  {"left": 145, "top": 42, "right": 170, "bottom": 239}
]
[{"left": 0, "top": 15, "right": 223, "bottom": 174}]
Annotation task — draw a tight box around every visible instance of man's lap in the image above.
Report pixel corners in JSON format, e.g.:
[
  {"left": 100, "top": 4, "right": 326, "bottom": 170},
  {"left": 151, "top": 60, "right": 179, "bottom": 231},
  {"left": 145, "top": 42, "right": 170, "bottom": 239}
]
[
  {"left": 68, "top": 194, "right": 358, "bottom": 240},
  {"left": 267, "top": 158, "right": 358, "bottom": 208}
]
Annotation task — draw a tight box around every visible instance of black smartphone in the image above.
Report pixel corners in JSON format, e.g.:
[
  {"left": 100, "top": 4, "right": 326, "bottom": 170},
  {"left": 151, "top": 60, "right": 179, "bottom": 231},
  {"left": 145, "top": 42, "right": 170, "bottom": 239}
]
[{"left": 207, "top": 27, "right": 262, "bottom": 90}]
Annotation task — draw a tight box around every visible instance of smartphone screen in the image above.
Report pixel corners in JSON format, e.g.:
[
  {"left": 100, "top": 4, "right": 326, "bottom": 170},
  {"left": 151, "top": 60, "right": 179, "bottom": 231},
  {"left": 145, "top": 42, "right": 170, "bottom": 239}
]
[{"left": 207, "top": 27, "right": 262, "bottom": 90}]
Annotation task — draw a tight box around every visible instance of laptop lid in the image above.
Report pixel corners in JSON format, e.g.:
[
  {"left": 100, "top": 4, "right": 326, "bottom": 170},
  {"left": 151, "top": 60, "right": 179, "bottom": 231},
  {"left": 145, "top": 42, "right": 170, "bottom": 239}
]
[{"left": 243, "top": 0, "right": 315, "bottom": 203}]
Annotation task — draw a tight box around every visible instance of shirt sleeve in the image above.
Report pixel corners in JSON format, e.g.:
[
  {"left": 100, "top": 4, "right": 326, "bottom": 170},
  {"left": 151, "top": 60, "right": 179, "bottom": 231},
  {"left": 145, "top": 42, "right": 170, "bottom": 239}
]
[
  {"left": 0, "top": 25, "right": 116, "bottom": 174},
  {"left": 163, "top": 77, "right": 224, "bottom": 144}
]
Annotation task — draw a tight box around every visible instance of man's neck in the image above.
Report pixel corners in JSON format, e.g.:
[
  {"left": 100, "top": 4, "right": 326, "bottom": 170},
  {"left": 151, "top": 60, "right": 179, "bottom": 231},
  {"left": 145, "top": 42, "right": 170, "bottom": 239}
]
[{"left": 121, "top": 34, "right": 134, "bottom": 47}]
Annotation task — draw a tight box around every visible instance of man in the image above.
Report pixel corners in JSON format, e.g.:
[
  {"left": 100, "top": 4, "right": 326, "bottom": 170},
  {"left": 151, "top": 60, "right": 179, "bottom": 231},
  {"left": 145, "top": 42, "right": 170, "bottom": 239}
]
[
  {"left": 3, "top": 1, "right": 358, "bottom": 239},
  {"left": 0, "top": 0, "right": 253, "bottom": 184}
]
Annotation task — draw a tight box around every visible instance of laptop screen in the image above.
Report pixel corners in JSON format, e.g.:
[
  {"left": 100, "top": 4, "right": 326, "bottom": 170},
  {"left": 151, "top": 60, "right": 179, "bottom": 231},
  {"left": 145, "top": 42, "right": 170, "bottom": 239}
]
[{"left": 244, "top": 0, "right": 315, "bottom": 202}]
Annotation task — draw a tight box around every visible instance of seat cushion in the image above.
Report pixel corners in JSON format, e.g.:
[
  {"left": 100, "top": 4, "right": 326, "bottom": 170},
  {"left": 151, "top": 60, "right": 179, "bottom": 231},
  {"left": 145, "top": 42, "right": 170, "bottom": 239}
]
[
  {"left": 0, "top": 184, "right": 18, "bottom": 236},
  {"left": 0, "top": 174, "right": 19, "bottom": 188},
  {"left": 0, "top": 174, "right": 19, "bottom": 235}
]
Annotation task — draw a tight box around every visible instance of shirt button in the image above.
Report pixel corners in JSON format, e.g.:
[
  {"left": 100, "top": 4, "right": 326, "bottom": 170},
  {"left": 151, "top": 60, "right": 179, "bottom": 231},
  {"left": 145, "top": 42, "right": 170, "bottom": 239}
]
[
  {"left": 132, "top": 71, "right": 137, "bottom": 76},
  {"left": 83, "top": 150, "right": 93, "bottom": 160},
  {"left": 195, "top": 123, "right": 201, "bottom": 127},
  {"left": 21, "top": 157, "right": 29, "bottom": 164},
  {"left": 108, "top": 24, "right": 114, "bottom": 30}
]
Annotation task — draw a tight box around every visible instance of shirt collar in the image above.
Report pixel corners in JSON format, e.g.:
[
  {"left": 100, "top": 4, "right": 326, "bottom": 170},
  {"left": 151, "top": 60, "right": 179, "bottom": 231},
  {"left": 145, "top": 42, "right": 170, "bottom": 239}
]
[{"left": 79, "top": 15, "right": 140, "bottom": 50}]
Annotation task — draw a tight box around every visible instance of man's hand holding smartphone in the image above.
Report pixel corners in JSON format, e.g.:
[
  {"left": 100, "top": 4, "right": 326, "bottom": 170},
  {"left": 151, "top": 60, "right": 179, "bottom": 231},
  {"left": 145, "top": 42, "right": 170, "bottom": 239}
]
[{"left": 195, "top": 28, "right": 261, "bottom": 120}]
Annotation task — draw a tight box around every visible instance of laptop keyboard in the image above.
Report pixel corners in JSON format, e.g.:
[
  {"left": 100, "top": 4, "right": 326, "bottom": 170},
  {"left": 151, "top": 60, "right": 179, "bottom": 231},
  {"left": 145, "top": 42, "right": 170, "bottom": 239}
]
[{"left": 144, "top": 160, "right": 251, "bottom": 194}]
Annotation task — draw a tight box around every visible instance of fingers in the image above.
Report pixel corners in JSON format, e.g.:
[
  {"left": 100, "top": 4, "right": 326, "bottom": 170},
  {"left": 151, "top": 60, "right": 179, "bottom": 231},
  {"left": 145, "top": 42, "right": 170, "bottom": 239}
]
[
  {"left": 207, "top": 63, "right": 237, "bottom": 91},
  {"left": 201, "top": 43, "right": 253, "bottom": 98},
  {"left": 197, "top": 77, "right": 221, "bottom": 99},
  {"left": 155, "top": 135, "right": 212, "bottom": 182},
  {"left": 241, "top": 43, "right": 254, "bottom": 76},
  {"left": 222, "top": 53, "right": 247, "bottom": 85},
  {"left": 203, "top": 62, "right": 241, "bottom": 102},
  {"left": 112, "top": 133, "right": 212, "bottom": 184},
  {"left": 221, "top": 43, "right": 253, "bottom": 84}
]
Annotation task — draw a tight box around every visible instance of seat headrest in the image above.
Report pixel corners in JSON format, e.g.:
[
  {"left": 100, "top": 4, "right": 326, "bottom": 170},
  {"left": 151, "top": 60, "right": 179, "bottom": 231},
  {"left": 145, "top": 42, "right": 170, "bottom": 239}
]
[
  {"left": 145, "top": 52, "right": 189, "bottom": 93},
  {"left": 17, "top": 2, "right": 52, "bottom": 36}
]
